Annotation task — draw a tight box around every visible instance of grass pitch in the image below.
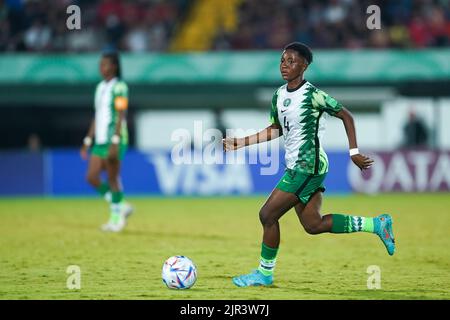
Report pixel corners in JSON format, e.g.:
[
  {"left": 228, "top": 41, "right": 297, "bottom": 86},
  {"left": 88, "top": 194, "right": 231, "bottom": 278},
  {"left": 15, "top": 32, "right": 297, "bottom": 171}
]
[{"left": 0, "top": 194, "right": 449, "bottom": 300}]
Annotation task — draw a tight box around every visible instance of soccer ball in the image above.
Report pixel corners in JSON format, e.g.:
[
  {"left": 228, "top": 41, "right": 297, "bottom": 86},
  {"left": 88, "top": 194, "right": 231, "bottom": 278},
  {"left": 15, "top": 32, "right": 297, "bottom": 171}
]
[{"left": 162, "top": 255, "right": 197, "bottom": 289}]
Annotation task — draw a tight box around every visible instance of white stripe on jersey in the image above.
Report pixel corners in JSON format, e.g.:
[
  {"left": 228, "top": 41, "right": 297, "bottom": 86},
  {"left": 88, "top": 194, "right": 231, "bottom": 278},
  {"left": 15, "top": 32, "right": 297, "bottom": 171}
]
[{"left": 94, "top": 78, "right": 118, "bottom": 144}]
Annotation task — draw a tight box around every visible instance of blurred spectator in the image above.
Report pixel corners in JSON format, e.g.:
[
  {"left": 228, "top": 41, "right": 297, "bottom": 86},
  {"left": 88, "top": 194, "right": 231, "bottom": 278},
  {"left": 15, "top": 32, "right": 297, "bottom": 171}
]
[
  {"left": 409, "top": 14, "right": 432, "bottom": 48},
  {"left": 27, "top": 133, "right": 42, "bottom": 152},
  {"left": 427, "top": 5, "right": 450, "bottom": 47},
  {"left": 124, "top": 22, "right": 149, "bottom": 52},
  {"left": 403, "top": 110, "right": 429, "bottom": 148},
  {"left": 213, "top": 108, "right": 226, "bottom": 138},
  {"left": 66, "top": 26, "right": 101, "bottom": 52},
  {"left": 388, "top": 19, "right": 411, "bottom": 48},
  {"left": 24, "top": 18, "right": 51, "bottom": 51},
  {"left": 368, "top": 29, "right": 390, "bottom": 48}
]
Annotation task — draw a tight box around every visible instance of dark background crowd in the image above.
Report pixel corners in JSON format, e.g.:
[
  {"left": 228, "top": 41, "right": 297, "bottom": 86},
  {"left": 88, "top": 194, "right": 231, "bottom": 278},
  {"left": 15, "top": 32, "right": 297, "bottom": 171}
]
[
  {"left": 1, "top": 0, "right": 449, "bottom": 53},
  {"left": 214, "top": 0, "right": 450, "bottom": 50},
  {"left": 0, "top": 0, "right": 190, "bottom": 52}
]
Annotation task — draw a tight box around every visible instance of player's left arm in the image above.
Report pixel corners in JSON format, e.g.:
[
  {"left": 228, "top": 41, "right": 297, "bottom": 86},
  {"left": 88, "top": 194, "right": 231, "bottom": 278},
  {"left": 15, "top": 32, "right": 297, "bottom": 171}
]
[
  {"left": 334, "top": 107, "right": 374, "bottom": 170},
  {"left": 108, "top": 85, "right": 128, "bottom": 161}
]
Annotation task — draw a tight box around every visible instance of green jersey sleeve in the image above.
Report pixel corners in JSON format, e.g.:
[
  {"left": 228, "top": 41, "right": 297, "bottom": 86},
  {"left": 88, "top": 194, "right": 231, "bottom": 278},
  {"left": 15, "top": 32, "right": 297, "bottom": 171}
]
[
  {"left": 312, "top": 88, "right": 343, "bottom": 116},
  {"left": 113, "top": 81, "right": 128, "bottom": 98},
  {"left": 270, "top": 91, "right": 280, "bottom": 125},
  {"left": 113, "top": 81, "right": 129, "bottom": 111}
]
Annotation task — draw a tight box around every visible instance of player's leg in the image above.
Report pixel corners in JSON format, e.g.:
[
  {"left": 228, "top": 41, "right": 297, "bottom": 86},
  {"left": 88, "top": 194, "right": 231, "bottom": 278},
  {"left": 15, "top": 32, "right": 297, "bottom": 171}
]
[
  {"left": 113, "top": 143, "right": 133, "bottom": 219},
  {"left": 232, "top": 188, "right": 299, "bottom": 287},
  {"left": 102, "top": 145, "right": 133, "bottom": 232},
  {"left": 294, "top": 191, "right": 332, "bottom": 234},
  {"left": 100, "top": 160, "right": 112, "bottom": 202},
  {"left": 86, "top": 154, "right": 111, "bottom": 199},
  {"left": 295, "top": 192, "right": 396, "bottom": 255},
  {"left": 88, "top": 144, "right": 114, "bottom": 201},
  {"left": 101, "top": 157, "right": 123, "bottom": 231},
  {"left": 259, "top": 188, "right": 300, "bottom": 248}
]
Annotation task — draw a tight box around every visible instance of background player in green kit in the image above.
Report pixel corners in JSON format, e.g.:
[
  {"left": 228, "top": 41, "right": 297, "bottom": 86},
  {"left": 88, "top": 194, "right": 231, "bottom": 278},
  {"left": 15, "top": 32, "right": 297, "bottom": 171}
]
[
  {"left": 80, "top": 52, "right": 133, "bottom": 232},
  {"left": 223, "top": 42, "right": 396, "bottom": 287}
]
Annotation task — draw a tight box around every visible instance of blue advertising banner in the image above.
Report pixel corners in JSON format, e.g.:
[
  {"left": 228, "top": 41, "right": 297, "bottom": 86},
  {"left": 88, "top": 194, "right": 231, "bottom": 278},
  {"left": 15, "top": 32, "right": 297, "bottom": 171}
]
[
  {"left": 50, "top": 149, "right": 352, "bottom": 196},
  {"left": 0, "top": 151, "right": 46, "bottom": 195},
  {"left": 1, "top": 149, "right": 352, "bottom": 196}
]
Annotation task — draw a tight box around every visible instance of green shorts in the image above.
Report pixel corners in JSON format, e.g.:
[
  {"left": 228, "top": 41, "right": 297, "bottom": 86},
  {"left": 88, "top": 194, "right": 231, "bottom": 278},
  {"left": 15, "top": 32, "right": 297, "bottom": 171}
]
[
  {"left": 276, "top": 169, "right": 327, "bottom": 204},
  {"left": 91, "top": 143, "right": 127, "bottom": 161}
]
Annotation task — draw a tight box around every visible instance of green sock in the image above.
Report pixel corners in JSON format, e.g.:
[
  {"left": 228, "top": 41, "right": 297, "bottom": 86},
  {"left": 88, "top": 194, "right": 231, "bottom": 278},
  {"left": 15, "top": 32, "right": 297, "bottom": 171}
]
[
  {"left": 331, "top": 214, "right": 374, "bottom": 233},
  {"left": 96, "top": 183, "right": 110, "bottom": 196},
  {"left": 109, "top": 192, "right": 124, "bottom": 224},
  {"left": 110, "top": 203, "right": 121, "bottom": 224},
  {"left": 111, "top": 191, "right": 124, "bottom": 204},
  {"left": 257, "top": 243, "right": 278, "bottom": 276}
]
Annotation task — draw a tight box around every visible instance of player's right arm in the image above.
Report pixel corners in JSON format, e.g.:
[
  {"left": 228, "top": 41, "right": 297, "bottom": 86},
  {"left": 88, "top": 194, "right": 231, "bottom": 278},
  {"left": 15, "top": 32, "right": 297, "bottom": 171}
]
[
  {"left": 80, "top": 118, "right": 95, "bottom": 160},
  {"left": 223, "top": 90, "right": 282, "bottom": 151},
  {"left": 223, "top": 123, "right": 282, "bottom": 151}
]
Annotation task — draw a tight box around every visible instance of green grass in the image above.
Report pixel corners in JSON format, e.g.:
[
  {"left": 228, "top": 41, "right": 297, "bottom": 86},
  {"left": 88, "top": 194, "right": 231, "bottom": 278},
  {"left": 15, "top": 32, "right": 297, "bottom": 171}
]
[{"left": 0, "top": 194, "right": 449, "bottom": 300}]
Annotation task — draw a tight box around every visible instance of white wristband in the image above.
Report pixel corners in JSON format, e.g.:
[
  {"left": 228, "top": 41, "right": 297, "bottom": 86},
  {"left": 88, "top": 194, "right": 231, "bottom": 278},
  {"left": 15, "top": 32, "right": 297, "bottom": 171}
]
[
  {"left": 83, "top": 136, "right": 92, "bottom": 147},
  {"left": 349, "top": 148, "right": 359, "bottom": 156},
  {"left": 111, "top": 134, "right": 120, "bottom": 144}
]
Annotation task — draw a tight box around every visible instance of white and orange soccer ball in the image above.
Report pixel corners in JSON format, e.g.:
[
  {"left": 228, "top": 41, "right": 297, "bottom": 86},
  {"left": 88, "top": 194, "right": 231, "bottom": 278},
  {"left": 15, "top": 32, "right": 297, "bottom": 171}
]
[{"left": 162, "top": 255, "right": 197, "bottom": 289}]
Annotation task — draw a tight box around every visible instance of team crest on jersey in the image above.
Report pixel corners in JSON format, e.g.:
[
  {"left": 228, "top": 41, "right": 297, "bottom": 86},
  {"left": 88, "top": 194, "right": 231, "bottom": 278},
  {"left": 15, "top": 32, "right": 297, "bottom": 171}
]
[{"left": 283, "top": 98, "right": 291, "bottom": 107}]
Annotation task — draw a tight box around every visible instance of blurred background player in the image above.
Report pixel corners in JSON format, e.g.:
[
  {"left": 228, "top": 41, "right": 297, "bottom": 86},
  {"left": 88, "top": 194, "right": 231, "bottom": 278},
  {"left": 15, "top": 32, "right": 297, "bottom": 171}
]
[
  {"left": 402, "top": 109, "right": 430, "bottom": 148},
  {"left": 80, "top": 51, "right": 133, "bottom": 232},
  {"left": 224, "top": 42, "right": 395, "bottom": 287}
]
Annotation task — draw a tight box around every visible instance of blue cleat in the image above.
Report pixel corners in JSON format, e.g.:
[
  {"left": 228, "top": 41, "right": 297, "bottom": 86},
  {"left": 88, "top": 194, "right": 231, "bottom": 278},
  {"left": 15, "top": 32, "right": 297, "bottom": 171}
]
[
  {"left": 232, "top": 270, "right": 273, "bottom": 287},
  {"left": 374, "top": 214, "right": 396, "bottom": 256}
]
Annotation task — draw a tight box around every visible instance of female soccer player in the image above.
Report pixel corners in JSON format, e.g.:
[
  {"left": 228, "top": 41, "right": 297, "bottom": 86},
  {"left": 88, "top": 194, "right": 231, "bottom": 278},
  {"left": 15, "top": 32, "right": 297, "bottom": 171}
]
[
  {"left": 223, "top": 42, "right": 395, "bottom": 287},
  {"left": 80, "top": 52, "right": 133, "bottom": 232}
]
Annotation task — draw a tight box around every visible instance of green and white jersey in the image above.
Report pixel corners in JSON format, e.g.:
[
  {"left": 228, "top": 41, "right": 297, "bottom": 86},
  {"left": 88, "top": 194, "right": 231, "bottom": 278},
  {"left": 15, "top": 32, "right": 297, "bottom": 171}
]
[
  {"left": 94, "top": 77, "right": 129, "bottom": 145},
  {"left": 270, "top": 81, "right": 343, "bottom": 175}
]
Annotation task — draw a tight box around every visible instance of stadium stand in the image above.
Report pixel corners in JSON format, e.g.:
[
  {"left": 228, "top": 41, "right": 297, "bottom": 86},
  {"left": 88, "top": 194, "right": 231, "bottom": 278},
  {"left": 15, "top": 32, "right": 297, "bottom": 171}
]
[
  {"left": 0, "top": 0, "right": 190, "bottom": 52},
  {"left": 1, "top": 0, "right": 448, "bottom": 53},
  {"left": 213, "top": 0, "right": 450, "bottom": 50}
]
